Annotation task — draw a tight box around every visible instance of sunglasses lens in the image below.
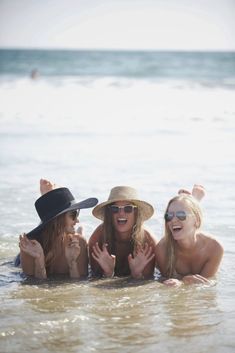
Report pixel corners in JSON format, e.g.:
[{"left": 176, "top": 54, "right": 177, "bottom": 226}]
[
  {"left": 176, "top": 211, "right": 186, "bottom": 221},
  {"left": 164, "top": 212, "right": 173, "bottom": 222},
  {"left": 70, "top": 210, "right": 79, "bottom": 220},
  {"left": 124, "top": 205, "right": 134, "bottom": 213},
  {"left": 110, "top": 205, "right": 119, "bottom": 213}
]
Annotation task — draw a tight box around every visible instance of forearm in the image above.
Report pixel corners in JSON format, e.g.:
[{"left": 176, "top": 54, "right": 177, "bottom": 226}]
[
  {"left": 34, "top": 255, "right": 47, "bottom": 279},
  {"left": 68, "top": 260, "right": 80, "bottom": 279}
]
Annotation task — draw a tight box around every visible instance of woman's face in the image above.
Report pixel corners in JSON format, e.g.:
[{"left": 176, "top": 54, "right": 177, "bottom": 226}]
[
  {"left": 64, "top": 210, "right": 79, "bottom": 234},
  {"left": 165, "top": 199, "right": 197, "bottom": 240},
  {"left": 110, "top": 201, "right": 137, "bottom": 235}
]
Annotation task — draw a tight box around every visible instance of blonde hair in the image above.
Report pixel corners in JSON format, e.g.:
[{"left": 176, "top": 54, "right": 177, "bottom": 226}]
[
  {"left": 103, "top": 203, "right": 145, "bottom": 254},
  {"left": 164, "top": 194, "right": 203, "bottom": 278}
]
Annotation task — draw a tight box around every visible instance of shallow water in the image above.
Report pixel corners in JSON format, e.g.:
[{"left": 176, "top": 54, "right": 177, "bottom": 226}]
[{"left": 0, "top": 50, "right": 235, "bottom": 352}]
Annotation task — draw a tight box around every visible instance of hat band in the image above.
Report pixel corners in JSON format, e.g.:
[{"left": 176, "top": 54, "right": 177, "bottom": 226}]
[{"left": 39, "top": 200, "right": 77, "bottom": 223}]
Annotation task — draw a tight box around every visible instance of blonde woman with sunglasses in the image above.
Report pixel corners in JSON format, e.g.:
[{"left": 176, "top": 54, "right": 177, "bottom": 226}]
[
  {"left": 155, "top": 193, "right": 224, "bottom": 286},
  {"left": 17, "top": 179, "right": 98, "bottom": 279}
]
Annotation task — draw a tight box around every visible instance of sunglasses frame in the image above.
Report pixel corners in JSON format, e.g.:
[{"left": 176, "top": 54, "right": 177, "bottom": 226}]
[
  {"left": 164, "top": 210, "right": 188, "bottom": 222},
  {"left": 69, "top": 210, "right": 80, "bottom": 220},
  {"left": 109, "top": 204, "right": 137, "bottom": 214}
]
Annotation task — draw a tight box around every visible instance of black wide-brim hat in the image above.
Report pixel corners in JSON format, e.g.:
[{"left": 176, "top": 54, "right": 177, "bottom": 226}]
[{"left": 27, "top": 187, "right": 98, "bottom": 240}]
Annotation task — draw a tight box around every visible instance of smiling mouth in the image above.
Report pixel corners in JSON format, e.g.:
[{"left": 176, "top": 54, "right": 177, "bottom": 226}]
[
  {"left": 117, "top": 218, "right": 127, "bottom": 225},
  {"left": 172, "top": 225, "right": 182, "bottom": 232}
]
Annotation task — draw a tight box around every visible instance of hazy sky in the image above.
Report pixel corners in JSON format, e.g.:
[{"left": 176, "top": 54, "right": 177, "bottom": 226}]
[{"left": 0, "top": 0, "right": 234, "bottom": 50}]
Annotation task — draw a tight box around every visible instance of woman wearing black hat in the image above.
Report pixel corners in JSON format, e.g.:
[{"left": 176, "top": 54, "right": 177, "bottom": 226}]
[{"left": 18, "top": 182, "right": 98, "bottom": 279}]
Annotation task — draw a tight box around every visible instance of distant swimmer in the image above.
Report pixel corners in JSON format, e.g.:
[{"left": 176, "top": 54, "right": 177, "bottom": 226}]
[{"left": 30, "top": 69, "right": 40, "bottom": 80}]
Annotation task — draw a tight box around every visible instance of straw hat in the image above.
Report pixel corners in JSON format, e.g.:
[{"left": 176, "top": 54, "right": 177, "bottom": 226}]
[
  {"left": 92, "top": 186, "right": 154, "bottom": 221},
  {"left": 27, "top": 187, "right": 98, "bottom": 239}
]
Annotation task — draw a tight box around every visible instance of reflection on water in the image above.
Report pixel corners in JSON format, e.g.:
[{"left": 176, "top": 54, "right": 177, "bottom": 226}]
[
  {"left": 162, "top": 285, "right": 220, "bottom": 337},
  {"left": 0, "top": 271, "right": 229, "bottom": 353}
]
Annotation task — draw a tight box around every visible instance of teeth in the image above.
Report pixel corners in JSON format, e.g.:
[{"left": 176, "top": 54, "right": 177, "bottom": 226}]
[
  {"left": 117, "top": 218, "right": 127, "bottom": 224},
  {"left": 173, "top": 226, "right": 181, "bottom": 230}
]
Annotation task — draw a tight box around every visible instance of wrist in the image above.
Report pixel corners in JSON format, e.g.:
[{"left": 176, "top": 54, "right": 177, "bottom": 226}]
[
  {"left": 132, "top": 272, "right": 144, "bottom": 279},
  {"left": 68, "top": 259, "right": 77, "bottom": 268},
  {"left": 103, "top": 270, "right": 115, "bottom": 278}
]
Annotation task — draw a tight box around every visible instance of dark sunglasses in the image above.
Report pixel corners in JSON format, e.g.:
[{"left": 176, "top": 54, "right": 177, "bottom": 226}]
[
  {"left": 69, "top": 210, "right": 80, "bottom": 220},
  {"left": 164, "top": 210, "right": 188, "bottom": 222},
  {"left": 110, "top": 205, "right": 137, "bottom": 214}
]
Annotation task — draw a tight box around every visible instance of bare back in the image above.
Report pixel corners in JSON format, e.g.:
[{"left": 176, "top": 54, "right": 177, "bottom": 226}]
[{"left": 155, "top": 232, "right": 224, "bottom": 279}]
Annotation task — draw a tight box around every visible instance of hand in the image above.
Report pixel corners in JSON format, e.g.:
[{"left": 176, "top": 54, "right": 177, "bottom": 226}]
[
  {"left": 182, "top": 274, "right": 211, "bottom": 285},
  {"left": 64, "top": 234, "right": 81, "bottom": 265},
  {"left": 19, "top": 233, "right": 44, "bottom": 259},
  {"left": 92, "top": 243, "right": 115, "bottom": 277},
  {"left": 163, "top": 278, "right": 182, "bottom": 287},
  {"left": 128, "top": 243, "right": 155, "bottom": 279}
]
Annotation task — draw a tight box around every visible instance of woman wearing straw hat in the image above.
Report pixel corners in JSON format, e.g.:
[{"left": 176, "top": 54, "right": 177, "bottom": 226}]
[
  {"left": 18, "top": 180, "right": 98, "bottom": 279},
  {"left": 89, "top": 186, "right": 157, "bottom": 279}
]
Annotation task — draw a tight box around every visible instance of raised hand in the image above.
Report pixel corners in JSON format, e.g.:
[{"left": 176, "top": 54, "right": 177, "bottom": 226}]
[
  {"left": 19, "top": 233, "right": 44, "bottom": 259},
  {"left": 19, "top": 233, "right": 46, "bottom": 279},
  {"left": 128, "top": 243, "right": 155, "bottom": 279},
  {"left": 65, "top": 234, "right": 81, "bottom": 264},
  {"left": 64, "top": 234, "right": 81, "bottom": 278},
  {"left": 92, "top": 242, "right": 115, "bottom": 277}
]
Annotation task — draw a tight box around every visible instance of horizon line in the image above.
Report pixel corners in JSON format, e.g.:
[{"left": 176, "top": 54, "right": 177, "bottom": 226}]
[{"left": 0, "top": 46, "right": 235, "bottom": 53}]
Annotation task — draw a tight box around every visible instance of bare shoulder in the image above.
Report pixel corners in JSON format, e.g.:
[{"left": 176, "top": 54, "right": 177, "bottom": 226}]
[
  {"left": 143, "top": 226, "right": 158, "bottom": 245},
  {"left": 155, "top": 237, "right": 167, "bottom": 257},
  {"left": 88, "top": 224, "right": 104, "bottom": 246},
  {"left": 199, "top": 232, "right": 224, "bottom": 255}
]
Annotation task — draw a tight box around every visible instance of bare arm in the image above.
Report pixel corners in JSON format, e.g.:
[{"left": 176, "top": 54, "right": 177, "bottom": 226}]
[
  {"left": 19, "top": 234, "right": 47, "bottom": 279},
  {"left": 88, "top": 225, "right": 105, "bottom": 277}
]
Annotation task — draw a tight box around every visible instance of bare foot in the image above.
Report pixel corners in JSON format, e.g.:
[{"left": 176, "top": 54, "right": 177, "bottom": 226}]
[
  {"left": 192, "top": 184, "right": 206, "bottom": 201},
  {"left": 40, "top": 178, "right": 57, "bottom": 195},
  {"left": 178, "top": 188, "right": 191, "bottom": 196},
  {"left": 178, "top": 184, "right": 206, "bottom": 202}
]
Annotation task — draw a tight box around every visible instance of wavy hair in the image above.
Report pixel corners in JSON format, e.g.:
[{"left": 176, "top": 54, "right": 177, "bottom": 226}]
[{"left": 103, "top": 203, "right": 145, "bottom": 254}]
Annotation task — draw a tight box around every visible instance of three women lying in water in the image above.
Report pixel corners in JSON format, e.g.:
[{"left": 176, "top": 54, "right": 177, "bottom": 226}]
[{"left": 18, "top": 179, "right": 223, "bottom": 285}]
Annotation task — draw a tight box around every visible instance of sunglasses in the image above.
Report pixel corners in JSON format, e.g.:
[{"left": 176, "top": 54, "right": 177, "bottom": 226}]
[
  {"left": 164, "top": 210, "right": 188, "bottom": 222},
  {"left": 69, "top": 210, "right": 80, "bottom": 220},
  {"left": 110, "top": 205, "right": 137, "bottom": 214}
]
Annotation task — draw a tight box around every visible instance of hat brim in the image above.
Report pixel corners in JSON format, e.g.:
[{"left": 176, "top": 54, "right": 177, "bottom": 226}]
[
  {"left": 27, "top": 197, "right": 98, "bottom": 240},
  {"left": 92, "top": 198, "right": 154, "bottom": 222}
]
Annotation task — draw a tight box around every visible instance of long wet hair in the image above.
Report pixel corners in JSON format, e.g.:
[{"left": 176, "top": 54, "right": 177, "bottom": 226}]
[
  {"left": 39, "top": 213, "right": 67, "bottom": 272},
  {"left": 164, "top": 194, "right": 203, "bottom": 278},
  {"left": 103, "top": 203, "right": 145, "bottom": 254}
]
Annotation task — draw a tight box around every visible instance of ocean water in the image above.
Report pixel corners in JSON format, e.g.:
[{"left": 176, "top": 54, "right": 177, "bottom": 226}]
[{"left": 0, "top": 49, "right": 235, "bottom": 353}]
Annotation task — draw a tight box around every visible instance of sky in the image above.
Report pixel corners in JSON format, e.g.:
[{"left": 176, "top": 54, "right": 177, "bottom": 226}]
[{"left": 0, "top": 0, "right": 235, "bottom": 50}]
